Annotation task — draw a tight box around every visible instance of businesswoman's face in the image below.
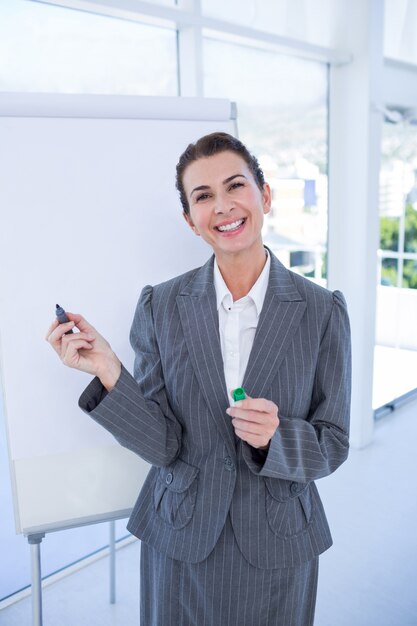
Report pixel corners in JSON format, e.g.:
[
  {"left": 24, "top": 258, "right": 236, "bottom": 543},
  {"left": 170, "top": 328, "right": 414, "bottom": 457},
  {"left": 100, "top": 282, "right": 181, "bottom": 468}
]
[{"left": 182, "top": 150, "right": 271, "bottom": 260}]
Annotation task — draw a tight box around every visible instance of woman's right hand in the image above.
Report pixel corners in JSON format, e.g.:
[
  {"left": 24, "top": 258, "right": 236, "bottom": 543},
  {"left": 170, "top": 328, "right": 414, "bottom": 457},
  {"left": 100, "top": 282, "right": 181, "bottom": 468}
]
[{"left": 45, "top": 312, "right": 122, "bottom": 391}]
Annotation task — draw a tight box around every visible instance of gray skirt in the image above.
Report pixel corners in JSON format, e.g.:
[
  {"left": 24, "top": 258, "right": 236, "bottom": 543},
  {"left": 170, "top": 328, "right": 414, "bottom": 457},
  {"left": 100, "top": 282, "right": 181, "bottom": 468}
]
[{"left": 140, "top": 514, "right": 318, "bottom": 626}]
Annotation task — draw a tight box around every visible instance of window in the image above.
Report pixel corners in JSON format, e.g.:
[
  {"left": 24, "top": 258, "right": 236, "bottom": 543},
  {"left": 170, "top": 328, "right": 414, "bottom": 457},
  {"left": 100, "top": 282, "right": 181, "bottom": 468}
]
[
  {"left": 379, "top": 123, "right": 417, "bottom": 289},
  {"left": 384, "top": 0, "right": 417, "bottom": 65},
  {"left": 0, "top": 1, "right": 178, "bottom": 95},
  {"left": 374, "top": 118, "right": 417, "bottom": 407},
  {"left": 202, "top": 0, "right": 343, "bottom": 49},
  {"left": 204, "top": 35, "right": 329, "bottom": 284}
]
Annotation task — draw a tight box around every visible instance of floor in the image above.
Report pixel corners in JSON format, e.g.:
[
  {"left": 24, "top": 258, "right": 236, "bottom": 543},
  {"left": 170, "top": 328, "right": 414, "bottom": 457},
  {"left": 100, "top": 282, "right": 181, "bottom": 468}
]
[
  {"left": 315, "top": 398, "right": 417, "bottom": 626},
  {"left": 1, "top": 399, "right": 416, "bottom": 626}
]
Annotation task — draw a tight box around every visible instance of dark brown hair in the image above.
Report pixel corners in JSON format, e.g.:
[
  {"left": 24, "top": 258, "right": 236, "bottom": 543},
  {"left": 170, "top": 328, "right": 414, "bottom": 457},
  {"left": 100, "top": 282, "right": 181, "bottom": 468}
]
[{"left": 176, "top": 132, "right": 265, "bottom": 215}]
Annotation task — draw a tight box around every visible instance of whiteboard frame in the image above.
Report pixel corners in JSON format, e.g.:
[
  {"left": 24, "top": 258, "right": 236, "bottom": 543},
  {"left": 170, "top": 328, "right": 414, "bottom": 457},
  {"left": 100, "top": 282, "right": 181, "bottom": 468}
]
[
  {"left": 0, "top": 92, "right": 237, "bottom": 121},
  {"left": 0, "top": 93, "right": 237, "bottom": 536}
]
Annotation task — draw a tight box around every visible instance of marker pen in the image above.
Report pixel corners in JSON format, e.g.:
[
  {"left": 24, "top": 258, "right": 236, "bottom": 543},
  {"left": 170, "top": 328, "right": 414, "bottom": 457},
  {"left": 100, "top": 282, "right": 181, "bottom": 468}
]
[
  {"left": 55, "top": 304, "right": 73, "bottom": 334},
  {"left": 232, "top": 387, "right": 246, "bottom": 402}
]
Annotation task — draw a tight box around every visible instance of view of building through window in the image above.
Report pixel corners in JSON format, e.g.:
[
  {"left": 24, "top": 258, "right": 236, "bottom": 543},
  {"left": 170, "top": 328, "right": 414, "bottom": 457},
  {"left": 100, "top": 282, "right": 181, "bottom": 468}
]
[
  {"left": 379, "top": 121, "right": 417, "bottom": 289},
  {"left": 374, "top": 119, "right": 417, "bottom": 408},
  {"left": 204, "top": 36, "right": 328, "bottom": 285}
]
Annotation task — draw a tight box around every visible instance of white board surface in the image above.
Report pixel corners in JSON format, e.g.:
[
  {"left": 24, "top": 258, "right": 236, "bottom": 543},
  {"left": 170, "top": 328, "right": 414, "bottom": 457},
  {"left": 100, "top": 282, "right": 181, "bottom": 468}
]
[{"left": 0, "top": 94, "right": 236, "bottom": 535}]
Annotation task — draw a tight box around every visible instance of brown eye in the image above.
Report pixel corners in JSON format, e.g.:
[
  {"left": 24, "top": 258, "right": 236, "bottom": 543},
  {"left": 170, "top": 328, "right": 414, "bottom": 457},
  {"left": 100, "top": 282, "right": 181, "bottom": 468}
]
[
  {"left": 196, "top": 193, "right": 210, "bottom": 202},
  {"left": 229, "top": 182, "right": 244, "bottom": 191}
]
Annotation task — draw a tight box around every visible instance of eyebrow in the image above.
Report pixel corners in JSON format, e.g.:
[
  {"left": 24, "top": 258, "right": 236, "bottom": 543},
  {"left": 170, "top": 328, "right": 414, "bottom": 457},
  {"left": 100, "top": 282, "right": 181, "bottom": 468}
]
[{"left": 190, "top": 174, "right": 247, "bottom": 197}]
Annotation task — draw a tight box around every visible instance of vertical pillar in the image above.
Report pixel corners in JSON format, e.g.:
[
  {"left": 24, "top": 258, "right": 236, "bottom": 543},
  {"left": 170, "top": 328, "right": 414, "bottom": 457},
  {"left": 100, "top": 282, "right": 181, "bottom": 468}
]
[
  {"left": 177, "top": 0, "right": 204, "bottom": 97},
  {"left": 328, "top": 0, "right": 384, "bottom": 447}
]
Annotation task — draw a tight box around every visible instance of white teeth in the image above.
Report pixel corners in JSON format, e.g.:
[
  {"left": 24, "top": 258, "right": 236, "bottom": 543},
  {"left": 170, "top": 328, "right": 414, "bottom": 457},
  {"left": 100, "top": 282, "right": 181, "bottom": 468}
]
[{"left": 217, "top": 219, "right": 244, "bottom": 232}]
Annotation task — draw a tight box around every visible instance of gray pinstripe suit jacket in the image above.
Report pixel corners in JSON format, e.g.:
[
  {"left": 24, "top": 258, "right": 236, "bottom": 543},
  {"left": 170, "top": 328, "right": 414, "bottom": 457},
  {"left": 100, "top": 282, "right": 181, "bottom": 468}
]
[{"left": 79, "top": 249, "right": 351, "bottom": 570}]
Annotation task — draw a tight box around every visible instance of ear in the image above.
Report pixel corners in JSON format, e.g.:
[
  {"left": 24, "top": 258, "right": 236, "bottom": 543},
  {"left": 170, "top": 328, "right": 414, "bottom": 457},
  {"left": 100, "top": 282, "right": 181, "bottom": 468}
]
[
  {"left": 262, "top": 183, "right": 272, "bottom": 216},
  {"left": 183, "top": 211, "right": 200, "bottom": 236}
]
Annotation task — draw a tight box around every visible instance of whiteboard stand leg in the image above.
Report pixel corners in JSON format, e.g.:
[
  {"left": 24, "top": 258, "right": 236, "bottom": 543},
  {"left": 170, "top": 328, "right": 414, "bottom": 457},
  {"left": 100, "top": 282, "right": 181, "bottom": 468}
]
[
  {"left": 109, "top": 521, "right": 116, "bottom": 604},
  {"left": 28, "top": 533, "right": 45, "bottom": 626}
]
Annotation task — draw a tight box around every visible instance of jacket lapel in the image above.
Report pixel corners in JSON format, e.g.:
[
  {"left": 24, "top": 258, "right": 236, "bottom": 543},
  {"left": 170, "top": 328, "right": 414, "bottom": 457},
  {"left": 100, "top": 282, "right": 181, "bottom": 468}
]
[
  {"left": 242, "top": 251, "right": 306, "bottom": 399},
  {"left": 175, "top": 251, "right": 307, "bottom": 456},
  {"left": 176, "top": 257, "right": 237, "bottom": 458}
]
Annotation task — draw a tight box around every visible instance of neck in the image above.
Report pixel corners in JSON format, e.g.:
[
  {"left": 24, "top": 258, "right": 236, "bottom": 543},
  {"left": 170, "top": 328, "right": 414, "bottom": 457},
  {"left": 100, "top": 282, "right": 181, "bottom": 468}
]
[{"left": 216, "top": 242, "right": 267, "bottom": 301}]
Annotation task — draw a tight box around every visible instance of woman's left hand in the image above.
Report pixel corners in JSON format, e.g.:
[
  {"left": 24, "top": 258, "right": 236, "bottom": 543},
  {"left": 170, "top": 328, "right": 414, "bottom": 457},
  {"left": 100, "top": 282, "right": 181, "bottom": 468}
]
[{"left": 226, "top": 397, "right": 279, "bottom": 450}]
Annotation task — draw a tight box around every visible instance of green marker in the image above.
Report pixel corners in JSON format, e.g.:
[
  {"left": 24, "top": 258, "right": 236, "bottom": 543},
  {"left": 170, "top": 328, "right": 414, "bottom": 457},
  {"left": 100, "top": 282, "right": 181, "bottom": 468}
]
[{"left": 232, "top": 387, "right": 246, "bottom": 402}]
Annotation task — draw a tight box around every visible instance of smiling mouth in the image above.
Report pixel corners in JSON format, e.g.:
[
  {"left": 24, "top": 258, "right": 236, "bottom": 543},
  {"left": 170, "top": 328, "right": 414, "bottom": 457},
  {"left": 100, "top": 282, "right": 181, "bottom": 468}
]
[{"left": 215, "top": 218, "right": 246, "bottom": 232}]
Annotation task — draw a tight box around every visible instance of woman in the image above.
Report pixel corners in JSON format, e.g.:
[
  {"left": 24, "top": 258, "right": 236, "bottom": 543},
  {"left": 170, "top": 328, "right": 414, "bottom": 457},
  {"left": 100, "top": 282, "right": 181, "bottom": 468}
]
[{"left": 46, "top": 132, "right": 351, "bottom": 625}]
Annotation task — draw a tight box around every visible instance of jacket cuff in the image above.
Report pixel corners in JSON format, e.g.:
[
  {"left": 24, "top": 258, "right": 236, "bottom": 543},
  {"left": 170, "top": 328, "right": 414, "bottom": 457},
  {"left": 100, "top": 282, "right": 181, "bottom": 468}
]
[
  {"left": 241, "top": 425, "right": 283, "bottom": 476},
  {"left": 78, "top": 364, "right": 130, "bottom": 414}
]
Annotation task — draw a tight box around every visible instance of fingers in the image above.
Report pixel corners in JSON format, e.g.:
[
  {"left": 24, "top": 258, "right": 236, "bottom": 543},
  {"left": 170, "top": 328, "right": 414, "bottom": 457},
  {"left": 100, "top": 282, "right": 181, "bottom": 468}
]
[
  {"left": 232, "top": 417, "right": 271, "bottom": 448},
  {"left": 234, "top": 397, "right": 276, "bottom": 413},
  {"left": 64, "top": 312, "right": 95, "bottom": 334},
  {"left": 226, "top": 397, "right": 280, "bottom": 448},
  {"left": 226, "top": 403, "right": 278, "bottom": 424},
  {"left": 46, "top": 312, "right": 95, "bottom": 334},
  {"left": 46, "top": 321, "right": 94, "bottom": 357},
  {"left": 45, "top": 319, "right": 59, "bottom": 340},
  {"left": 234, "top": 429, "right": 266, "bottom": 446},
  {"left": 46, "top": 320, "right": 76, "bottom": 352},
  {"left": 228, "top": 409, "right": 265, "bottom": 424},
  {"left": 46, "top": 311, "right": 96, "bottom": 344},
  {"left": 232, "top": 418, "right": 263, "bottom": 435},
  {"left": 60, "top": 331, "right": 94, "bottom": 346},
  {"left": 61, "top": 336, "right": 93, "bottom": 365}
]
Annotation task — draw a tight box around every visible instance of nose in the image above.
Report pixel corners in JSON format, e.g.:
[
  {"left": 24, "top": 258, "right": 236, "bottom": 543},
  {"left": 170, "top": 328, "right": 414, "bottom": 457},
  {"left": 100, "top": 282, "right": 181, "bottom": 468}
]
[{"left": 214, "top": 191, "right": 235, "bottom": 215}]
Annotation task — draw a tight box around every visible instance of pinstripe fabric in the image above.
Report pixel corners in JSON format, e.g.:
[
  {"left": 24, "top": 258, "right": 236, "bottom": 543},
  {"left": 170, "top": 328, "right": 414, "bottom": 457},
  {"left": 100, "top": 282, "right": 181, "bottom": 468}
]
[
  {"left": 79, "top": 248, "right": 351, "bottom": 573},
  {"left": 140, "top": 514, "right": 319, "bottom": 626}
]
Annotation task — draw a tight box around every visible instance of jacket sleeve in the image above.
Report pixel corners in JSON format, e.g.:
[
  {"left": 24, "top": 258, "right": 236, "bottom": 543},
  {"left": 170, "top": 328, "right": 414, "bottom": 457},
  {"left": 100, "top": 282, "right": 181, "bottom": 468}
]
[
  {"left": 78, "top": 285, "right": 182, "bottom": 467},
  {"left": 241, "top": 290, "right": 351, "bottom": 483}
]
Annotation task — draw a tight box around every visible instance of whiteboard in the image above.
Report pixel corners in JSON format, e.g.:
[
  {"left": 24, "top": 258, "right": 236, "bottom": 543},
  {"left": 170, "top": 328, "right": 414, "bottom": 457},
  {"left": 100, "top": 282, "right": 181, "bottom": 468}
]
[{"left": 0, "top": 93, "right": 236, "bottom": 535}]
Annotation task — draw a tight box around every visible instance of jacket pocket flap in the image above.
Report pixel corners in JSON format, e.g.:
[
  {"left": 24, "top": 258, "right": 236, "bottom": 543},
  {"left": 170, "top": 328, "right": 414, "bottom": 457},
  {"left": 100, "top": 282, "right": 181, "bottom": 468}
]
[
  {"left": 265, "top": 477, "right": 308, "bottom": 502},
  {"left": 158, "top": 459, "right": 199, "bottom": 493}
]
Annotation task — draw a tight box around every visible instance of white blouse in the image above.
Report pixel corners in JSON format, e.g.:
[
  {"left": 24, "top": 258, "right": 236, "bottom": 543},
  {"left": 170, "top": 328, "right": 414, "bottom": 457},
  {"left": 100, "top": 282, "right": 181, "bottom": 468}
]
[{"left": 213, "top": 249, "right": 271, "bottom": 405}]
